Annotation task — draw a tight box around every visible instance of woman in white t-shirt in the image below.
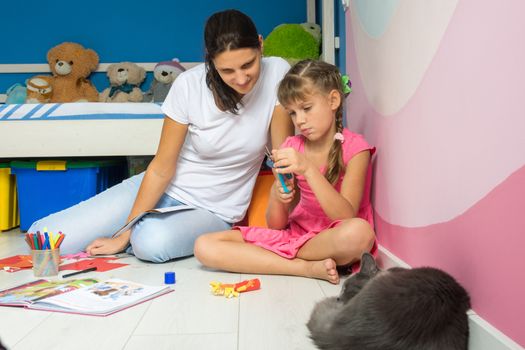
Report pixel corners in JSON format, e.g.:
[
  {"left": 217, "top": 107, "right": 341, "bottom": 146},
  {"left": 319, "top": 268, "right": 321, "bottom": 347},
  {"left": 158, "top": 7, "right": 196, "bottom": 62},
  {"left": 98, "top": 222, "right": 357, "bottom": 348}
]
[{"left": 29, "top": 9, "right": 293, "bottom": 262}]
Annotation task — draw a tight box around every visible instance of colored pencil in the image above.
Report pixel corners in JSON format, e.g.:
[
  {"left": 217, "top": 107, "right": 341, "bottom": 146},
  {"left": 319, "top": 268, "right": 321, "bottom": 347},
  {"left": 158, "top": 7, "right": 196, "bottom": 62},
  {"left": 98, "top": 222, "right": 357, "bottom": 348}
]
[
  {"left": 62, "top": 267, "right": 97, "bottom": 278},
  {"left": 54, "top": 234, "right": 65, "bottom": 248}
]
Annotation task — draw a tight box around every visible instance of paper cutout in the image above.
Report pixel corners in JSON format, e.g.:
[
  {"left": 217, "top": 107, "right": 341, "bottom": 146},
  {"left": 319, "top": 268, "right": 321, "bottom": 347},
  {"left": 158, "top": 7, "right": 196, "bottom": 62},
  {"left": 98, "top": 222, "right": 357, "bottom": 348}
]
[
  {"left": 62, "top": 252, "right": 90, "bottom": 260},
  {"left": 0, "top": 253, "right": 128, "bottom": 274},
  {"left": 59, "top": 258, "right": 128, "bottom": 272},
  {"left": 0, "top": 255, "right": 33, "bottom": 272}
]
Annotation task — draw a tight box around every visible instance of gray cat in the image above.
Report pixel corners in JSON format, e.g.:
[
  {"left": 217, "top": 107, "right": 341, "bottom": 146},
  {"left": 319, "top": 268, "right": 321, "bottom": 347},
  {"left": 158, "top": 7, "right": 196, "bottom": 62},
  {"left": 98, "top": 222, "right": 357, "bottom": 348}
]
[{"left": 307, "top": 253, "right": 471, "bottom": 350}]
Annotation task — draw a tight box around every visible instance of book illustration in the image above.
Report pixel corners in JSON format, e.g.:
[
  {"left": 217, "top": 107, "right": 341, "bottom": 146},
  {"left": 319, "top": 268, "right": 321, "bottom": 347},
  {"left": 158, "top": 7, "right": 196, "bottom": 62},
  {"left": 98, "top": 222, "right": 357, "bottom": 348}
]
[
  {"left": 0, "top": 279, "right": 98, "bottom": 305},
  {"left": 88, "top": 280, "right": 144, "bottom": 301},
  {"left": 112, "top": 204, "right": 196, "bottom": 238}
]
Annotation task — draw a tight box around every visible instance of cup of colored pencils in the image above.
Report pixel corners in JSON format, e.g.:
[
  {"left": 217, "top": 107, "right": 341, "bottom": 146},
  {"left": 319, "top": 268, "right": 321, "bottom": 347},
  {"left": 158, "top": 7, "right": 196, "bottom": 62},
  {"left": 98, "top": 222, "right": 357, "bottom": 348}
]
[{"left": 26, "top": 230, "right": 65, "bottom": 277}]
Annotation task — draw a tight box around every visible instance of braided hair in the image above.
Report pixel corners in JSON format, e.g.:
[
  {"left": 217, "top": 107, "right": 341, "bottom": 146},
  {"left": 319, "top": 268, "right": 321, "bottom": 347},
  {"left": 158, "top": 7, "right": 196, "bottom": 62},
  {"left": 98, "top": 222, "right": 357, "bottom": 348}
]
[
  {"left": 277, "top": 59, "right": 345, "bottom": 185},
  {"left": 204, "top": 9, "right": 261, "bottom": 114}
]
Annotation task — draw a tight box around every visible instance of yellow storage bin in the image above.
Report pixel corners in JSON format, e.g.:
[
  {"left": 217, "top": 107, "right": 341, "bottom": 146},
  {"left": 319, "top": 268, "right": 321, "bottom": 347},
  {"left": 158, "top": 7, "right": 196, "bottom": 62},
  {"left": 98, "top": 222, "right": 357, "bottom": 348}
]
[{"left": 0, "top": 164, "right": 19, "bottom": 231}]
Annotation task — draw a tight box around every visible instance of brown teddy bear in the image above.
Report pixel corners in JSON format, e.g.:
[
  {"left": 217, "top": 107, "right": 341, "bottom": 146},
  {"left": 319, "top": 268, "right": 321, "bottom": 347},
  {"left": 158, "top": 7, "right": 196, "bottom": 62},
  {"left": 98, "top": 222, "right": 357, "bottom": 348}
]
[
  {"left": 47, "top": 42, "right": 99, "bottom": 102},
  {"left": 99, "top": 62, "right": 146, "bottom": 102}
]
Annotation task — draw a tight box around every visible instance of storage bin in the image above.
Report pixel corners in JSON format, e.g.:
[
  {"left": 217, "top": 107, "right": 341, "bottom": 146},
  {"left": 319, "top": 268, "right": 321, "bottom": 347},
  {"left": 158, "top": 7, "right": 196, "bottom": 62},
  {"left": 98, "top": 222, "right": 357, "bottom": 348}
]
[
  {"left": 11, "top": 159, "right": 127, "bottom": 231},
  {"left": 0, "top": 163, "right": 19, "bottom": 231}
]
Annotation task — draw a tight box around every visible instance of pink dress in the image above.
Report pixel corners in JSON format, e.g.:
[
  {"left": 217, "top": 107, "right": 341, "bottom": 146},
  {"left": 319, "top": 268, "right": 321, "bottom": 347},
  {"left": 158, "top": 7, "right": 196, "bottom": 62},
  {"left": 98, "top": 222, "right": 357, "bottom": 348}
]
[{"left": 238, "top": 128, "right": 376, "bottom": 259}]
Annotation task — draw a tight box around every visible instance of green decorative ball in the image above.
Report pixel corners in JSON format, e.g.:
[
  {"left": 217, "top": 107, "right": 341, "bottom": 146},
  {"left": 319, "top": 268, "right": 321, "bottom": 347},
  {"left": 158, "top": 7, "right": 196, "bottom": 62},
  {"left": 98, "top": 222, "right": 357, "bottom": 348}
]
[{"left": 264, "top": 24, "right": 320, "bottom": 64}]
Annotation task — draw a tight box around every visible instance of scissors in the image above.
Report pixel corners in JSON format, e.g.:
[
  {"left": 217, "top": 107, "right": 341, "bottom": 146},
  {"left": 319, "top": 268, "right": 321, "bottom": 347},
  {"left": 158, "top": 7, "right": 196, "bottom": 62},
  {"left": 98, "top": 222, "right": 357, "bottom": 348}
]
[{"left": 264, "top": 146, "right": 293, "bottom": 194}]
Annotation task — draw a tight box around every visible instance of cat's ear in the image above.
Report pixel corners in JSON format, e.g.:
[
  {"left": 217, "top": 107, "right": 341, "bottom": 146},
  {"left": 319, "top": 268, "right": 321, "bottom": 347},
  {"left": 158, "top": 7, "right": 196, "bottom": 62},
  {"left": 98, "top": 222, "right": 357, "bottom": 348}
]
[{"left": 359, "top": 252, "right": 379, "bottom": 276}]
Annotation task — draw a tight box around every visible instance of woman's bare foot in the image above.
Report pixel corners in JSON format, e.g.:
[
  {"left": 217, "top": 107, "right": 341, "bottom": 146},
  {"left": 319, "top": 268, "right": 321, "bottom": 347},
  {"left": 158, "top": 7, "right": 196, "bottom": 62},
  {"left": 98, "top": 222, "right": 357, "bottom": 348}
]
[{"left": 308, "top": 258, "right": 340, "bottom": 284}]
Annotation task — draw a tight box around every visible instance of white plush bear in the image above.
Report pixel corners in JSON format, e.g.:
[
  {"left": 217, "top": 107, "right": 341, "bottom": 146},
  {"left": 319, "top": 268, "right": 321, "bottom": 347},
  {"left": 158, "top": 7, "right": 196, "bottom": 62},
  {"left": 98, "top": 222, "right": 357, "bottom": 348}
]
[{"left": 99, "top": 62, "right": 146, "bottom": 102}]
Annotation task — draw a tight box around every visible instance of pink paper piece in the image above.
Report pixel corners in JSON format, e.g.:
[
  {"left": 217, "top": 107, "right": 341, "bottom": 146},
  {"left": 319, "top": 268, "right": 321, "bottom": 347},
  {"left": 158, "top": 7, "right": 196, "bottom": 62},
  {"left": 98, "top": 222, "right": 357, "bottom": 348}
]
[{"left": 61, "top": 252, "right": 90, "bottom": 260}]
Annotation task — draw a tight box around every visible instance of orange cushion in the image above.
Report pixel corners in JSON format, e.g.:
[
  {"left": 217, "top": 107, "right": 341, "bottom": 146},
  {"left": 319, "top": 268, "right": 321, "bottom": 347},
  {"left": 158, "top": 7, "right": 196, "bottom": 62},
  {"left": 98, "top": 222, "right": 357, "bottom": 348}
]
[{"left": 246, "top": 172, "right": 274, "bottom": 228}]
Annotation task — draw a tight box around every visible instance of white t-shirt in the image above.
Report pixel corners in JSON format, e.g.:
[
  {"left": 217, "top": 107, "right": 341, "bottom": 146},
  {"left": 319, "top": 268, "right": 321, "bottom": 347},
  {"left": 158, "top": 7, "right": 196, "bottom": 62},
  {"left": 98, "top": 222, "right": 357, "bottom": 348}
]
[{"left": 161, "top": 57, "right": 290, "bottom": 223}]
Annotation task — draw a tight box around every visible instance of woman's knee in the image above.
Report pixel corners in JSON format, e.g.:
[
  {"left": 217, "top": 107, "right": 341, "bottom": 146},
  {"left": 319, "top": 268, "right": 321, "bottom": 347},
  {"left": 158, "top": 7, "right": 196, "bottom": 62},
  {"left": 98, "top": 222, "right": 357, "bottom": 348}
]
[
  {"left": 130, "top": 222, "right": 180, "bottom": 263},
  {"left": 131, "top": 233, "right": 168, "bottom": 263}
]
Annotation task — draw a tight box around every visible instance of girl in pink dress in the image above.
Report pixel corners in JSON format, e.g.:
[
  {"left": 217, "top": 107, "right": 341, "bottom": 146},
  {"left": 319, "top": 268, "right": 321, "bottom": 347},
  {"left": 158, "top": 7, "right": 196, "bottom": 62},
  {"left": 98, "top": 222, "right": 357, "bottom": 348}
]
[{"left": 195, "top": 60, "right": 376, "bottom": 284}]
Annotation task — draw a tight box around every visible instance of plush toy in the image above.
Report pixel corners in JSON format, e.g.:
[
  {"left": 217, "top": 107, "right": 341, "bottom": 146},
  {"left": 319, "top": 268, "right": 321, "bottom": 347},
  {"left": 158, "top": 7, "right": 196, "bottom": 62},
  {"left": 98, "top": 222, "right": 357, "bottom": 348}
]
[
  {"left": 264, "top": 23, "right": 321, "bottom": 65},
  {"left": 47, "top": 42, "right": 99, "bottom": 102},
  {"left": 144, "top": 59, "right": 185, "bottom": 103},
  {"left": 25, "top": 75, "right": 54, "bottom": 103},
  {"left": 99, "top": 62, "right": 146, "bottom": 102},
  {"left": 5, "top": 83, "right": 27, "bottom": 104}
]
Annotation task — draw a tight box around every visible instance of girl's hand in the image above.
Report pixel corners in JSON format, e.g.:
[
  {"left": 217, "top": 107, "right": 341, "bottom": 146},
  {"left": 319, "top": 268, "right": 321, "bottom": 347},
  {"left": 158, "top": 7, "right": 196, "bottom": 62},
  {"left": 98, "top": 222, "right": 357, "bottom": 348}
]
[
  {"left": 272, "top": 147, "right": 311, "bottom": 176},
  {"left": 272, "top": 173, "right": 296, "bottom": 204},
  {"left": 86, "top": 233, "right": 129, "bottom": 256}
]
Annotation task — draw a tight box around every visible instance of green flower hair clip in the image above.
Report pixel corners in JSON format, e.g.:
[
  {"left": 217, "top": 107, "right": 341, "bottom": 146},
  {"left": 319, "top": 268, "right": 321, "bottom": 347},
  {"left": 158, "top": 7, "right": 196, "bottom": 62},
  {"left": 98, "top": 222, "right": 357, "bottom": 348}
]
[{"left": 341, "top": 74, "right": 352, "bottom": 95}]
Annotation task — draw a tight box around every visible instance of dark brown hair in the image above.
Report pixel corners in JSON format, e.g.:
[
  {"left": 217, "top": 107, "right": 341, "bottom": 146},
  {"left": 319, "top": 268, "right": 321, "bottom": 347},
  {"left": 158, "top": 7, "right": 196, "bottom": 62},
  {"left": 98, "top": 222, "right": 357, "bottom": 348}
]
[
  {"left": 204, "top": 9, "right": 261, "bottom": 114},
  {"left": 278, "top": 59, "right": 345, "bottom": 184}
]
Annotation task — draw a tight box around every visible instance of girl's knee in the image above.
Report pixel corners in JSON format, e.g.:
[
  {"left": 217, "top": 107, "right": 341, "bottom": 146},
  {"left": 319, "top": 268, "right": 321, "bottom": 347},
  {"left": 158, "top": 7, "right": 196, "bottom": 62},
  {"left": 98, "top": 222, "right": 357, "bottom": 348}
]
[
  {"left": 193, "top": 234, "right": 212, "bottom": 265},
  {"left": 194, "top": 230, "right": 240, "bottom": 267},
  {"left": 335, "top": 218, "right": 375, "bottom": 255},
  {"left": 194, "top": 231, "right": 229, "bottom": 266}
]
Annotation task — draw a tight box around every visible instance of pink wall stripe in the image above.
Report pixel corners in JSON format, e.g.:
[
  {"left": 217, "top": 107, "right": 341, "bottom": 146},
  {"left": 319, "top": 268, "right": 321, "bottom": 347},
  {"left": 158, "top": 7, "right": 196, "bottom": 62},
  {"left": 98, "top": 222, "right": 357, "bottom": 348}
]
[{"left": 376, "top": 165, "right": 525, "bottom": 345}]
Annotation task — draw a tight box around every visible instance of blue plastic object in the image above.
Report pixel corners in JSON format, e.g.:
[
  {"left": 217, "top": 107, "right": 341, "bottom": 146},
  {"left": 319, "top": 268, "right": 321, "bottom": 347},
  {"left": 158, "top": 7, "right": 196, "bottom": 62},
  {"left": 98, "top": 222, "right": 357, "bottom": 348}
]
[
  {"left": 265, "top": 158, "right": 293, "bottom": 194},
  {"left": 11, "top": 160, "right": 126, "bottom": 231},
  {"left": 164, "top": 271, "right": 176, "bottom": 284},
  {"left": 5, "top": 83, "right": 27, "bottom": 104}
]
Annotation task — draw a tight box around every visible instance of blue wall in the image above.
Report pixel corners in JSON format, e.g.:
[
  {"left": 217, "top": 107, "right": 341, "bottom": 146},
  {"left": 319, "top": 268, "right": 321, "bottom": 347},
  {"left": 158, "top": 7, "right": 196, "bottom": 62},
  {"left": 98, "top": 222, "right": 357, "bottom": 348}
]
[{"left": 1, "top": 0, "right": 307, "bottom": 94}]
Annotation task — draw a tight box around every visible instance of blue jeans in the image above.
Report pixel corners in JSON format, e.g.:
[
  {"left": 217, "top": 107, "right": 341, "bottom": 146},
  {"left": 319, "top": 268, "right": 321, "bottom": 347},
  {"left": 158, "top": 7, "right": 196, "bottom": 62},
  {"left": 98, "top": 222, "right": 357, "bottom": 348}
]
[{"left": 29, "top": 173, "right": 232, "bottom": 262}]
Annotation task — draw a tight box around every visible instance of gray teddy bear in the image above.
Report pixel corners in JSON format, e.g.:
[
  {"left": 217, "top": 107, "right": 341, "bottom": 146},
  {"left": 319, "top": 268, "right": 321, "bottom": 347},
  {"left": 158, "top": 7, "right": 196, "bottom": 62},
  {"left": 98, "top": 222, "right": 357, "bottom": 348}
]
[{"left": 144, "top": 59, "right": 185, "bottom": 103}]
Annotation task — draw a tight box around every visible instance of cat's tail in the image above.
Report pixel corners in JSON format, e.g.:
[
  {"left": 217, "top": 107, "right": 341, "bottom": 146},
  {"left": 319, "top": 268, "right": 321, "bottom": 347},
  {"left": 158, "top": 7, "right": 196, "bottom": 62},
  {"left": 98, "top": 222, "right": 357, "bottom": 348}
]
[
  {"left": 308, "top": 328, "right": 340, "bottom": 350},
  {"left": 307, "top": 297, "right": 342, "bottom": 349}
]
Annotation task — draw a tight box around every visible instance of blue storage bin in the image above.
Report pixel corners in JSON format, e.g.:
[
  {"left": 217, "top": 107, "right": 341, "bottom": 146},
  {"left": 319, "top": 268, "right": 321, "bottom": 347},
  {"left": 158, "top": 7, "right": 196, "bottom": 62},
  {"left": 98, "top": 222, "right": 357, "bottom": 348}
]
[{"left": 11, "top": 159, "right": 127, "bottom": 231}]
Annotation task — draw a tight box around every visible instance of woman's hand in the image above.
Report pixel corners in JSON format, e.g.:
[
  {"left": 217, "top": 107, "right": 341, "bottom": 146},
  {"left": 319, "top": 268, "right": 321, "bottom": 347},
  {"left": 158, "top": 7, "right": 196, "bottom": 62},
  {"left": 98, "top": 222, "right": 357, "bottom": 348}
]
[{"left": 86, "top": 232, "right": 130, "bottom": 256}]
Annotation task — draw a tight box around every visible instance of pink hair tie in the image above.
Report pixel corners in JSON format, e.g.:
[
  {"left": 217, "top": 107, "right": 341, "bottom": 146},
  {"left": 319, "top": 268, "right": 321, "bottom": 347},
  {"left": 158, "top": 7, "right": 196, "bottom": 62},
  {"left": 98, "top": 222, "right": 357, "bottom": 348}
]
[{"left": 334, "top": 132, "right": 345, "bottom": 143}]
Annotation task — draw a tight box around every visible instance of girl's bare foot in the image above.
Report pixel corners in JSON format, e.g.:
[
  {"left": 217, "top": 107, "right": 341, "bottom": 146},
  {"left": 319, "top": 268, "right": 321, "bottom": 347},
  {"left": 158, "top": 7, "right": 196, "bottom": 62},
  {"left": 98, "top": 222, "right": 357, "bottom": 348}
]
[{"left": 308, "top": 258, "right": 340, "bottom": 284}]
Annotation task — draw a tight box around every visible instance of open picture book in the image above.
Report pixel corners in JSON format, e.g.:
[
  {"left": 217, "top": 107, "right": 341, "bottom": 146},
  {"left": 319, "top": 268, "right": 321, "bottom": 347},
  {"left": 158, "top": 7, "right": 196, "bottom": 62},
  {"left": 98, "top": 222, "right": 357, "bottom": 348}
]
[{"left": 0, "top": 278, "right": 173, "bottom": 316}]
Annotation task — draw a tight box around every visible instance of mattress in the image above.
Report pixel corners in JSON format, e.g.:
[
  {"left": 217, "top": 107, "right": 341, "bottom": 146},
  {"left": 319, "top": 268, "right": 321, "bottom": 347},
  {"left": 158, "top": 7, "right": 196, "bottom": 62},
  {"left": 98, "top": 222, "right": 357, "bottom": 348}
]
[
  {"left": 0, "top": 102, "right": 163, "bottom": 121},
  {"left": 0, "top": 103, "right": 164, "bottom": 157}
]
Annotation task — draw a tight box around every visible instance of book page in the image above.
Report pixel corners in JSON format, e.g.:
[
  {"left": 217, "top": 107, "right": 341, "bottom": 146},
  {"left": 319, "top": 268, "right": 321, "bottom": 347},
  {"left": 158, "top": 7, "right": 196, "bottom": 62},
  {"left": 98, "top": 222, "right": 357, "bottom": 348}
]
[
  {"left": 112, "top": 204, "right": 196, "bottom": 238},
  {"left": 0, "top": 279, "right": 98, "bottom": 306},
  {"left": 31, "top": 279, "right": 171, "bottom": 315}
]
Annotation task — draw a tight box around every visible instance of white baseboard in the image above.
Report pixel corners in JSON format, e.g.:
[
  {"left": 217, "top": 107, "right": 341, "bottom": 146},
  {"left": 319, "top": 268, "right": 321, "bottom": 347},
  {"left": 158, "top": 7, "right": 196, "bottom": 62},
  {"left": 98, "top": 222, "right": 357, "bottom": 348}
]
[{"left": 377, "top": 245, "right": 524, "bottom": 350}]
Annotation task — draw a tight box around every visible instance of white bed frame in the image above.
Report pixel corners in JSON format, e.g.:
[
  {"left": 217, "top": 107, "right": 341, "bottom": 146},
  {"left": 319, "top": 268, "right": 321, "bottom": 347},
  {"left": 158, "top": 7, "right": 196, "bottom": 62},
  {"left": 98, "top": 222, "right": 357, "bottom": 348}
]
[
  {"left": 0, "top": 0, "right": 338, "bottom": 158},
  {"left": 0, "top": 62, "right": 198, "bottom": 158}
]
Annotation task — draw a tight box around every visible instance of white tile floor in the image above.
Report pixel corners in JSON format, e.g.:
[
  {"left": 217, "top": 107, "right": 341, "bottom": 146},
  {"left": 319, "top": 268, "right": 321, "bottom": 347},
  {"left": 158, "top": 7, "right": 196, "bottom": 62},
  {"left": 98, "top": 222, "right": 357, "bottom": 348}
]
[{"left": 0, "top": 228, "right": 341, "bottom": 350}]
